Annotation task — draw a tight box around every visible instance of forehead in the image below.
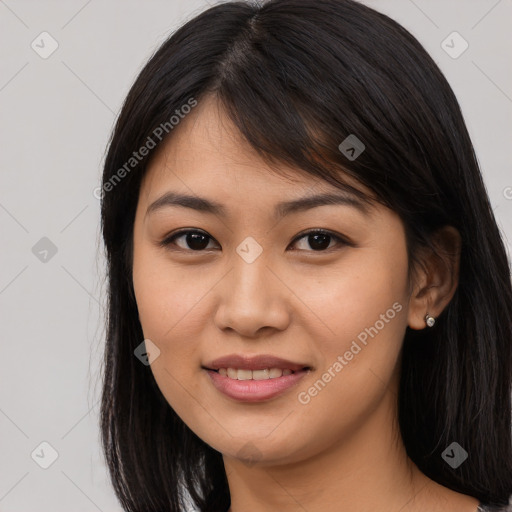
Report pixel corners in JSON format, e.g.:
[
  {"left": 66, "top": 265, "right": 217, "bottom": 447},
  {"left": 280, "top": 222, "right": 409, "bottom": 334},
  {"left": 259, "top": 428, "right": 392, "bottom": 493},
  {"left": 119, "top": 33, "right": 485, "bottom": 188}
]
[
  {"left": 144, "top": 97, "right": 300, "bottom": 187},
  {"left": 140, "top": 96, "right": 374, "bottom": 207}
]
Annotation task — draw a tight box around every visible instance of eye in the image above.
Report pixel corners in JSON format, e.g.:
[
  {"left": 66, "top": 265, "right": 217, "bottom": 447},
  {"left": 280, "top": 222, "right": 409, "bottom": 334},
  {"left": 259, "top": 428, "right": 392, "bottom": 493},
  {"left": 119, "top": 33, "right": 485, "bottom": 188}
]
[
  {"left": 159, "top": 229, "right": 218, "bottom": 252},
  {"left": 289, "top": 229, "right": 350, "bottom": 252},
  {"left": 159, "top": 229, "right": 351, "bottom": 253}
]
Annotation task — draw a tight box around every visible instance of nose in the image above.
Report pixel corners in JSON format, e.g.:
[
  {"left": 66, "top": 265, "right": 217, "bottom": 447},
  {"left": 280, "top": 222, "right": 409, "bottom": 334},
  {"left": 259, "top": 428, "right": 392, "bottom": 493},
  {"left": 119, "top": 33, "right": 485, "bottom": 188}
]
[{"left": 213, "top": 255, "right": 291, "bottom": 338}]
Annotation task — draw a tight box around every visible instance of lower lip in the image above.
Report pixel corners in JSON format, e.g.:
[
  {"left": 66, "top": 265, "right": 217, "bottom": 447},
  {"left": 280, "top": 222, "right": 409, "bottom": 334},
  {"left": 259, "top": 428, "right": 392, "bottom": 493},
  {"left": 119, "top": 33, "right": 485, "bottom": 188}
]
[{"left": 204, "top": 369, "right": 309, "bottom": 402}]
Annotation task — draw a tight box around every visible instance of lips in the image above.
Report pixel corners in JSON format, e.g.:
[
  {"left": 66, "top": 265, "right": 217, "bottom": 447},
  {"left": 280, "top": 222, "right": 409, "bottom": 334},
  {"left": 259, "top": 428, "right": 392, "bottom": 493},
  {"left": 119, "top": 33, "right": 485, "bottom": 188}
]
[{"left": 202, "top": 354, "right": 312, "bottom": 402}]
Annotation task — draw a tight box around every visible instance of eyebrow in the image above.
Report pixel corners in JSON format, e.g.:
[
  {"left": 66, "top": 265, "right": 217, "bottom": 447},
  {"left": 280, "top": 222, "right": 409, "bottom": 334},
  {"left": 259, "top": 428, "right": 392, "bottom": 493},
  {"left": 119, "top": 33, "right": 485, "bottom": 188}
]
[{"left": 146, "top": 190, "right": 373, "bottom": 220}]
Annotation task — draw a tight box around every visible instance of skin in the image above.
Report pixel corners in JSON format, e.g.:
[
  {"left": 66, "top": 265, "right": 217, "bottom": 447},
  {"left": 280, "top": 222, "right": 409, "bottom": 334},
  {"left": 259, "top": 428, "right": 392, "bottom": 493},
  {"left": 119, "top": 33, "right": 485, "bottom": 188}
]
[{"left": 132, "top": 96, "right": 479, "bottom": 512}]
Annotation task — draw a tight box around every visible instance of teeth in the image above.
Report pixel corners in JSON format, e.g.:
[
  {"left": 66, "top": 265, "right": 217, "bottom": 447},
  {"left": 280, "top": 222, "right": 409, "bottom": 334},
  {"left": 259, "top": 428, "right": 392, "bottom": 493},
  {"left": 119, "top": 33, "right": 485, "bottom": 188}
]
[
  {"left": 253, "top": 369, "right": 270, "bottom": 380},
  {"left": 237, "top": 369, "right": 252, "bottom": 381},
  {"left": 217, "top": 368, "right": 296, "bottom": 380}
]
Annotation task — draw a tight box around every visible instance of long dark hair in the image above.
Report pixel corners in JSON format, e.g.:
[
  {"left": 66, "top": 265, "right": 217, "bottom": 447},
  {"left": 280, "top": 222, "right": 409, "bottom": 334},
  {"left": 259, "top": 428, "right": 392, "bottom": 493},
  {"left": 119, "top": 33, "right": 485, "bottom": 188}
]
[{"left": 99, "top": 0, "right": 512, "bottom": 509}]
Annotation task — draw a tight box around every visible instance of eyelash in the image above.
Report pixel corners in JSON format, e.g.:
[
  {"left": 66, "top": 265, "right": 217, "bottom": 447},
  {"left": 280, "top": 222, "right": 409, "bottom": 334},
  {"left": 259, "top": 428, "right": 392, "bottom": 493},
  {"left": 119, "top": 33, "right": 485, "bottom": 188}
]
[{"left": 158, "top": 228, "right": 352, "bottom": 254}]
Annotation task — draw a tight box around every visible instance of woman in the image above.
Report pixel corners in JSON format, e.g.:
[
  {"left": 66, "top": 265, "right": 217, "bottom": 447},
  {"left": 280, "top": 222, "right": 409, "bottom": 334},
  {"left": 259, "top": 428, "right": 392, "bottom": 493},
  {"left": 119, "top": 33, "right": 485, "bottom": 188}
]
[{"left": 99, "top": 0, "right": 512, "bottom": 510}]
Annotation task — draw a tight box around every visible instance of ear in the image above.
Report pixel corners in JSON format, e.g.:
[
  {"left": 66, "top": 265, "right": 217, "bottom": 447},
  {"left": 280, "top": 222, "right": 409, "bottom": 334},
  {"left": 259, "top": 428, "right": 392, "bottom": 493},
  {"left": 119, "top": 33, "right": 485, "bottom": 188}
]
[{"left": 407, "top": 225, "right": 461, "bottom": 330}]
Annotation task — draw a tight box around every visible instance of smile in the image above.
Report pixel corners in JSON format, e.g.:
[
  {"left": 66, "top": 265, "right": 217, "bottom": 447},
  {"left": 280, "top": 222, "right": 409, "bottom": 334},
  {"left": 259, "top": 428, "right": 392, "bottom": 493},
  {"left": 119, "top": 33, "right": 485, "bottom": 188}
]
[{"left": 216, "top": 368, "right": 295, "bottom": 380}]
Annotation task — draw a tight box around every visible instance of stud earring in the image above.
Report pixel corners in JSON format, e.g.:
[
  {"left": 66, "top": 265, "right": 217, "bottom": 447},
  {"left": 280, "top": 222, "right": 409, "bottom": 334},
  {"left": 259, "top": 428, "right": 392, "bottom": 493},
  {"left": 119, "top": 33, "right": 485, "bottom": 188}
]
[{"left": 425, "top": 313, "right": 436, "bottom": 328}]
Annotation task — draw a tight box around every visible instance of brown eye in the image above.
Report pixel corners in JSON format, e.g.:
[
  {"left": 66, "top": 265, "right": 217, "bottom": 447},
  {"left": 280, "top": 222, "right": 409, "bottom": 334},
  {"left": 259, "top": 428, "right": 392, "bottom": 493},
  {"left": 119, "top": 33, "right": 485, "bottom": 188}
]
[
  {"left": 160, "top": 230, "right": 218, "bottom": 251},
  {"left": 289, "top": 230, "right": 349, "bottom": 252}
]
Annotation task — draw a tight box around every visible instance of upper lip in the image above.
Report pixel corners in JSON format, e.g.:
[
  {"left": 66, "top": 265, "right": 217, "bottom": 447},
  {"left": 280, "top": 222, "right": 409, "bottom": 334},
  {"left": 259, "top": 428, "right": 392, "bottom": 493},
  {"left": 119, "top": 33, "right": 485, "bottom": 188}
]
[{"left": 203, "top": 354, "right": 310, "bottom": 372}]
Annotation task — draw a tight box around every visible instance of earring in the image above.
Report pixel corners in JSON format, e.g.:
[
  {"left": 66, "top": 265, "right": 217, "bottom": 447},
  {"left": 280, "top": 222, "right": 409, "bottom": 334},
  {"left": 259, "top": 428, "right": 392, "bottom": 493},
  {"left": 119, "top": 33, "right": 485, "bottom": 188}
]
[{"left": 425, "top": 313, "right": 436, "bottom": 328}]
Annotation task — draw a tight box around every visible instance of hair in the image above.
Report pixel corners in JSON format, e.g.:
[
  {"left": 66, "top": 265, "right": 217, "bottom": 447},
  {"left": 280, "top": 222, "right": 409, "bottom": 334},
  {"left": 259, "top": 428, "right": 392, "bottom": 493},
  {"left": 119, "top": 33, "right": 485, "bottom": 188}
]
[{"left": 99, "top": 0, "right": 512, "bottom": 510}]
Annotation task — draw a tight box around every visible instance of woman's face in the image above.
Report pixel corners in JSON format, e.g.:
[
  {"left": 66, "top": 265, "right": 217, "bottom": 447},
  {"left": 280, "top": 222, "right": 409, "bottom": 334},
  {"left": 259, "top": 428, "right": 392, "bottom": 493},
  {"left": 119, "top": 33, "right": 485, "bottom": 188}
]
[{"left": 132, "top": 97, "right": 417, "bottom": 466}]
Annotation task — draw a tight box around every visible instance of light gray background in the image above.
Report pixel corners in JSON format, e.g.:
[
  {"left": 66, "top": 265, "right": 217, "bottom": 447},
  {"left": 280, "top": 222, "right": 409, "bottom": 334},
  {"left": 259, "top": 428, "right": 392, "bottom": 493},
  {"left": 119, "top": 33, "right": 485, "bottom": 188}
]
[{"left": 1, "top": 1, "right": 511, "bottom": 510}]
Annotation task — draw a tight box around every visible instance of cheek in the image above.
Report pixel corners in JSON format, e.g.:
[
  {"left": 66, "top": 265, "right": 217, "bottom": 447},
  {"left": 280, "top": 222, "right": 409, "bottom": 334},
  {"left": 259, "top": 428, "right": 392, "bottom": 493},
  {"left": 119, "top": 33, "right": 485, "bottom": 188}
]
[
  {"left": 297, "top": 239, "right": 409, "bottom": 410},
  {"left": 288, "top": 260, "right": 409, "bottom": 459},
  {"left": 308, "top": 242, "right": 409, "bottom": 354},
  {"left": 133, "top": 244, "right": 209, "bottom": 344},
  {"left": 132, "top": 246, "right": 216, "bottom": 414}
]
